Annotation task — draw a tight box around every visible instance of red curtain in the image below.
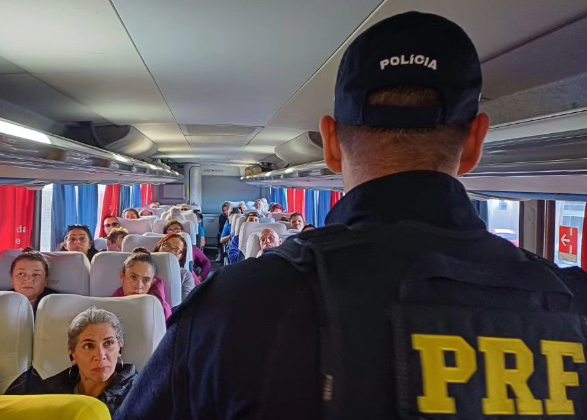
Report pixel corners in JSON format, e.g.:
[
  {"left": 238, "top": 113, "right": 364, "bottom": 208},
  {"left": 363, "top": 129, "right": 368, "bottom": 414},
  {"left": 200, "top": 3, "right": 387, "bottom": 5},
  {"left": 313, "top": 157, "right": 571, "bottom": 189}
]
[
  {"left": 0, "top": 186, "right": 35, "bottom": 251},
  {"left": 294, "top": 189, "right": 306, "bottom": 217},
  {"left": 582, "top": 203, "right": 587, "bottom": 271},
  {"left": 330, "top": 192, "right": 343, "bottom": 208},
  {"left": 98, "top": 185, "right": 121, "bottom": 238},
  {"left": 287, "top": 189, "right": 296, "bottom": 213},
  {"left": 141, "top": 184, "right": 153, "bottom": 206}
]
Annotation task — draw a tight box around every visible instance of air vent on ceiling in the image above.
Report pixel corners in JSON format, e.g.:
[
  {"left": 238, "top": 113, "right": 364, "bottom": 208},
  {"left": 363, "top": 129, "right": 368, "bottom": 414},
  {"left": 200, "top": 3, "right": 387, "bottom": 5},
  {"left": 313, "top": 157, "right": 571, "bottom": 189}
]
[{"left": 274, "top": 131, "right": 323, "bottom": 166}]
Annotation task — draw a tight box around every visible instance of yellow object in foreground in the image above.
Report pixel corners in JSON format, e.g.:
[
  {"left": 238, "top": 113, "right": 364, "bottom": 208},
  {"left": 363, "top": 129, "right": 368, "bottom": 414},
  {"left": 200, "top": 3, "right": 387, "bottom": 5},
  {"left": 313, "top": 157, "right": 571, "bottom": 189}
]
[{"left": 0, "top": 395, "right": 110, "bottom": 420}]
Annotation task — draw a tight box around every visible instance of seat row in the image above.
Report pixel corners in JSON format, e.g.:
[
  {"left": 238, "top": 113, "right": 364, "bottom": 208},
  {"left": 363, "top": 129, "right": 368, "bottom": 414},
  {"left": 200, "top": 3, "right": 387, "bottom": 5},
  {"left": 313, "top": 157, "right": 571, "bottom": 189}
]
[
  {"left": 0, "top": 291, "right": 165, "bottom": 394},
  {"left": 0, "top": 251, "right": 182, "bottom": 307},
  {"left": 112, "top": 217, "right": 198, "bottom": 246}
]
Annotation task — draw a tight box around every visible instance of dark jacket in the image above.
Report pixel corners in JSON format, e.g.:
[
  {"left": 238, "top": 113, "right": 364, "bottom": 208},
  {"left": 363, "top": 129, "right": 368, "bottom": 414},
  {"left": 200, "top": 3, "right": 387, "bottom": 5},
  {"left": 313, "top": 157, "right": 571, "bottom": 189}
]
[
  {"left": 218, "top": 213, "right": 228, "bottom": 234},
  {"left": 34, "top": 364, "right": 137, "bottom": 415}
]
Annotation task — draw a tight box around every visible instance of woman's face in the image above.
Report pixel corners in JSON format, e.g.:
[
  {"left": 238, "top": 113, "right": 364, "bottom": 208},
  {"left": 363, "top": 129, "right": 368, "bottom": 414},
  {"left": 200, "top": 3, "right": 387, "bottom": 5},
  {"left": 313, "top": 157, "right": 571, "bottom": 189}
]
[
  {"left": 140, "top": 210, "right": 154, "bottom": 217},
  {"left": 65, "top": 228, "right": 91, "bottom": 254},
  {"left": 160, "top": 237, "right": 184, "bottom": 262},
  {"left": 70, "top": 323, "right": 121, "bottom": 386},
  {"left": 103, "top": 217, "right": 120, "bottom": 235},
  {"left": 123, "top": 210, "right": 138, "bottom": 220},
  {"left": 167, "top": 223, "right": 183, "bottom": 234},
  {"left": 12, "top": 259, "right": 48, "bottom": 303},
  {"left": 120, "top": 261, "right": 156, "bottom": 296},
  {"left": 290, "top": 215, "right": 305, "bottom": 231}
]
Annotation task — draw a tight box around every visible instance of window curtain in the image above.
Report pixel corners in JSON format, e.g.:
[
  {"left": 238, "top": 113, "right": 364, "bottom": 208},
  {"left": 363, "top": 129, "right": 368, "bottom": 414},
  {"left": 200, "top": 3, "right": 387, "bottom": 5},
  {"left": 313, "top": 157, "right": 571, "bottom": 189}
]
[
  {"left": 119, "top": 186, "right": 131, "bottom": 213},
  {"left": 99, "top": 185, "right": 121, "bottom": 238},
  {"left": 287, "top": 189, "right": 296, "bottom": 213},
  {"left": 304, "top": 190, "right": 318, "bottom": 226},
  {"left": 269, "top": 187, "right": 279, "bottom": 204},
  {"left": 131, "top": 184, "right": 142, "bottom": 208},
  {"left": 330, "top": 192, "right": 343, "bottom": 208},
  {"left": 51, "top": 185, "right": 78, "bottom": 251},
  {"left": 77, "top": 185, "right": 98, "bottom": 238},
  {"left": 141, "top": 184, "right": 153, "bottom": 206},
  {"left": 0, "top": 186, "right": 35, "bottom": 252},
  {"left": 317, "top": 190, "right": 332, "bottom": 228},
  {"left": 294, "top": 189, "right": 306, "bottom": 217}
]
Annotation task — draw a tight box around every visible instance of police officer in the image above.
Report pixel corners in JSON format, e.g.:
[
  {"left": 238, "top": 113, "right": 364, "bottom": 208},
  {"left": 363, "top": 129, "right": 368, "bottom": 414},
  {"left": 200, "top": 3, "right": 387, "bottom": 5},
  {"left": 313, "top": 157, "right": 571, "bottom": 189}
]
[{"left": 116, "top": 12, "right": 587, "bottom": 420}]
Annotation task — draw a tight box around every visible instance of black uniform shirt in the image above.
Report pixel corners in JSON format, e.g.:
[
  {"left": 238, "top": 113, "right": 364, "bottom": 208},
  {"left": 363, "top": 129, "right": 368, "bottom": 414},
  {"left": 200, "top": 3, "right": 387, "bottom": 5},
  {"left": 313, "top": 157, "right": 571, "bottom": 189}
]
[{"left": 114, "top": 171, "right": 487, "bottom": 420}]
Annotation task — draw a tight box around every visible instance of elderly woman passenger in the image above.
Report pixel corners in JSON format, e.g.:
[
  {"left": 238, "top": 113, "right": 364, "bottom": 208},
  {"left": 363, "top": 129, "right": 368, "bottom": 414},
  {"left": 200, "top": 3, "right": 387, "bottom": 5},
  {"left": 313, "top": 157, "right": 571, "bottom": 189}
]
[
  {"left": 10, "top": 248, "right": 58, "bottom": 316},
  {"left": 32, "top": 307, "right": 138, "bottom": 415}
]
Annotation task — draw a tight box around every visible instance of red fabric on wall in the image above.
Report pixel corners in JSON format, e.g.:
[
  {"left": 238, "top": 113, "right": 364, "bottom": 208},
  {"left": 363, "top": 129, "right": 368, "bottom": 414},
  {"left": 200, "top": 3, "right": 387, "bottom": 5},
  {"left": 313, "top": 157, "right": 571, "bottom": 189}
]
[
  {"left": 294, "top": 189, "right": 306, "bottom": 218},
  {"left": 330, "top": 192, "right": 342, "bottom": 208},
  {"left": 141, "top": 185, "right": 153, "bottom": 206},
  {"left": 0, "top": 186, "right": 35, "bottom": 251},
  {"left": 287, "top": 189, "right": 296, "bottom": 213},
  {"left": 98, "top": 185, "right": 121, "bottom": 238}
]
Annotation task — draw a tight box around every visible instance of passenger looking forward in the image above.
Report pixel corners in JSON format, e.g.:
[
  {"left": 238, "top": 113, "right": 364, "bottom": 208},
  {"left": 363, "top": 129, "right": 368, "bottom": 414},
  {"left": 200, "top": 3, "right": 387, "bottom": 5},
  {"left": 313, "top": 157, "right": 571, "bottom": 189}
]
[
  {"left": 256, "top": 228, "right": 282, "bottom": 258},
  {"left": 154, "top": 233, "right": 197, "bottom": 297},
  {"left": 122, "top": 209, "right": 139, "bottom": 220},
  {"left": 253, "top": 199, "right": 266, "bottom": 216},
  {"left": 101, "top": 216, "right": 120, "bottom": 238},
  {"left": 10, "top": 248, "right": 58, "bottom": 317},
  {"left": 237, "top": 202, "right": 247, "bottom": 213},
  {"left": 61, "top": 225, "right": 99, "bottom": 261},
  {"left": 289, "top": 213, "right": 305, "bottom": 231},
  {"left": 112, "top": 248, "right": 171, "bottom": 320},
  {"left": 163, "top": 220, "right": 211, "bottom": 281},
  {"left": 33, "top": 308, "right": 137, "bottom": 416},
  {"left": 106, "top": 228, "right": 129, "bottom": 252},
  {"left": 269, "top": 203, "right": 284, "bottom": 213},
  {"left": 139, "top": 209, "right": 154, "bottom": 217},
  {"left": 227, "top": 212, "right": 259, "bottom": 264}
]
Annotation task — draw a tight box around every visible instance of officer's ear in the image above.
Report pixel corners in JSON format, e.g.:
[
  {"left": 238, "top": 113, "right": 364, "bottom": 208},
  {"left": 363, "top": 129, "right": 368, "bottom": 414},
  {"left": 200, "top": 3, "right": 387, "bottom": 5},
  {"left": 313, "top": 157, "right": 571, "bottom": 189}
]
[
  {"left": 321, "top": 115, "right": 342, "bottom": 174},
  {"left": 457, "top": 113, "right": 490, "bottom": 176}
]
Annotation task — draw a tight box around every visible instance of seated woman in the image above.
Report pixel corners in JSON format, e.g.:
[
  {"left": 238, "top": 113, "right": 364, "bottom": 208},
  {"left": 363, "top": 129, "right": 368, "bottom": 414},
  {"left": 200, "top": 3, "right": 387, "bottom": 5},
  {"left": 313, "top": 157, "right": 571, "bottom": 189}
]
[
  {"left": 122, "top": 208, "right": 139, "bottom": 220},
  {"left": 112, "top": 248, "right": 172, "bottom": 319},
  {"left": 163, "top": 220, "right": 211, "bottom": 282},
  {"left": 154, "top": 234, "right": 197, "bottom": 297},
  {"left": 61, "top": 225, "right": 99, "bottom": 261},
  {"left": 139, "top": 208, "right": 154, "bottom": 217},
  {"left": 32, "top": 307, "right": 137, "bottom": 416},
  {"left": 106, "top": 228, "right": 129, "bottom": 252},
  {"left": 10, "top": 248, "right": 58, "bottom": 317}
]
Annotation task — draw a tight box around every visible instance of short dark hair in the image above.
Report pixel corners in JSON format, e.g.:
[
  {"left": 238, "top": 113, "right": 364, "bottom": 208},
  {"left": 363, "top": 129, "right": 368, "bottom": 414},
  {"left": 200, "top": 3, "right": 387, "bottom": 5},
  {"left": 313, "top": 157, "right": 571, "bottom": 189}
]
[
  {"left": 10, "top": 247, "right": 50, "bottom": 278},
  {"left": 163, "top": 220, "right": 183, "bottom": 234},
  {"left": 107, "top": 227, "right": 129, "bottom": 243},
  {"left": 336, "top": 86, "right": 470, "bottom": 171},
  {"left": 122, "top": 248, "right": 156, "bottom": 274},
  {"left": 122, "top": 208, "right": 140, "bottom": 218},
  {"left": 290, "top": 213, "right": 303, "bottom": 220}
]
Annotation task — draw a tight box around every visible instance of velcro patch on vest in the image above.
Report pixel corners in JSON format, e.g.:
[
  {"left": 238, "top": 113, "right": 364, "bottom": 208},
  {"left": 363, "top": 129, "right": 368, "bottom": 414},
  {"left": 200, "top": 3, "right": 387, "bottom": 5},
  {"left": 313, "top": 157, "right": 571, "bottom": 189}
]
[{"left": 389, "top": 303, "right": 587, "bottom": 419}]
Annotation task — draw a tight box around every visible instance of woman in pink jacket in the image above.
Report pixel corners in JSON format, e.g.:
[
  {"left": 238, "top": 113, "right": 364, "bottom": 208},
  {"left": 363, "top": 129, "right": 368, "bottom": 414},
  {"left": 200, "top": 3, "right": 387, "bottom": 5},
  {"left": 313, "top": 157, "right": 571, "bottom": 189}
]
[{"left": 112, "top": 247, "right": 172, "bottom": 320}]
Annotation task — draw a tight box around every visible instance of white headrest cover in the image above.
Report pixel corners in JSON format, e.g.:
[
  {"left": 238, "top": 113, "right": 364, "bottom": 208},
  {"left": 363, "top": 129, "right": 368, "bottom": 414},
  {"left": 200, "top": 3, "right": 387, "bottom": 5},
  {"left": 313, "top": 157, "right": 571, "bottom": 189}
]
[
  {"left": 181, "top": 212, "right": 198, "bottom": 224},
  {"left": 278, "top": 220, "right": 291, "bottom": 229},
  {"left": 160, "top": 211, "right": 170, "bottom": 220},
  {"left": 121, "top": 234, "right": 161, "bottom": 253},
  {"left": 245, "top": 233, "right": 261, "bottom": 259},
  {"left": 139, "top": 215, "right": 159, "bottom": 226},
  {"left": 0, "top": 251, "right": 90, "bottom": 295},
  {"left": 268, "top": 212, "right": 292, "bottom": 221},
  {"left": 233, "top": 216, "right": 246, "bottom": 237},
  {"left": 152, "top": 220, "right": 197, "bottom": 245},
  {"left": 33, "top": 294, "right": 165, "bottom": 379},
  {"left": 0, "top": 291, "right": 33, "bottom": 393},
  {"left": 239, "top": 222, "right": 287, "bottom": 254},
  {"left": 93, "top": 238, "right": 107, "bottom": 251},
  {"left": 90, "top": 252, "right": 182, "bottom": 306},
  {"left": 259, "top": 217, "right": 275, "bottom": 223},
  {"left": 117, "top": 218, "right": 153, "bottom": 235},
  {"left": 152, "top": 208, "right": 166, "bottom": 217}
]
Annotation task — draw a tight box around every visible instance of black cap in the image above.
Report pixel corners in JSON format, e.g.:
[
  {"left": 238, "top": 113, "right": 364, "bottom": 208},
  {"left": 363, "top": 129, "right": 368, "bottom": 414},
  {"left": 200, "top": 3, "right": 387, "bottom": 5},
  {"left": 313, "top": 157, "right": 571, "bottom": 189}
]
[{"left": 334, "top": 11, "right": 482, "bottom": 129}]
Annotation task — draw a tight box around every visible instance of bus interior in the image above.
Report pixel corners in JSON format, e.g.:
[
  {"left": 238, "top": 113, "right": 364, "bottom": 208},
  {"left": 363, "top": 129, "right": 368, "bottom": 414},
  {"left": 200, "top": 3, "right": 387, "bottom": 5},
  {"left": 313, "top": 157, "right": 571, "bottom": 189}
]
[{"left": 1, "top": 0, "right": 587, "bottom": 416}]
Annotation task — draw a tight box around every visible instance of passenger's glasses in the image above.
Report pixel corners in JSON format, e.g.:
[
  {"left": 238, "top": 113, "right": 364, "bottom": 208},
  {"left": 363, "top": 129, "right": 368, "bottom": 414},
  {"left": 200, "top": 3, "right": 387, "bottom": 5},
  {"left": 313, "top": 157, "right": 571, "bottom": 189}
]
[
  {"left": 161, "top": 243, "right": 182, "bottom": 255},
  {"left": 104, "top": 222, "right": 120, "bottom": 228}
]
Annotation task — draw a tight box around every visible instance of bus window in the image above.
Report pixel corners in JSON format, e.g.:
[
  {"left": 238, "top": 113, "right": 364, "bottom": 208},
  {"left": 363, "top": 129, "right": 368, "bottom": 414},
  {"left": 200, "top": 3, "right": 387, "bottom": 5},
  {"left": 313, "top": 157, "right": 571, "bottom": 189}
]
[
  {"left": 554, "top": 201, "right": 585, "bottom": 268},
  {"left": 40, "top": 184, "right": 54, "bottom": 252},
  {"left": 487, "top": 199, "right": 520, "bottom": 247}
]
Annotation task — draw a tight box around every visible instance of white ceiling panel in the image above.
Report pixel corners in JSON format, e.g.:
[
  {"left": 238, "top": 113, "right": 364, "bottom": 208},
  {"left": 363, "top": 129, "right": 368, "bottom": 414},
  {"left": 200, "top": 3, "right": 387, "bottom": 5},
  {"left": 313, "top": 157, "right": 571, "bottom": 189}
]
[
  {"left": 0, "top": 0, "right": 175, "bottom": 125},
  {"left": 268, "top": 0, "right": 587, "bottom": 131},
  {"left": 110, "top": 0, "right": 384, "bottom": 126},
  {"left": 133, "top": 123, "right": 188, "bottom": 143}
]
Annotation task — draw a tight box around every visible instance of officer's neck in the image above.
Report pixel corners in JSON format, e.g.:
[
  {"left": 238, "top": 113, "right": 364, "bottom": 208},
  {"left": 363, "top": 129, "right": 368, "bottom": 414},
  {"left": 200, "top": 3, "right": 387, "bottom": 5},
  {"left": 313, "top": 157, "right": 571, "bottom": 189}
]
[{"left": 341, "top": 160, "right": 458, "bottom": 193}]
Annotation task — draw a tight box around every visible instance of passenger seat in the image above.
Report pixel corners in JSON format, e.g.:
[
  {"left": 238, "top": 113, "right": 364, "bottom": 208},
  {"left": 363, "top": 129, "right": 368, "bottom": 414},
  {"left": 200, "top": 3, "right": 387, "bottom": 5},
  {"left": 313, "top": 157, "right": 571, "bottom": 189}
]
[{"left": 117, "top": 218, "right": 153, "bottom": 235}]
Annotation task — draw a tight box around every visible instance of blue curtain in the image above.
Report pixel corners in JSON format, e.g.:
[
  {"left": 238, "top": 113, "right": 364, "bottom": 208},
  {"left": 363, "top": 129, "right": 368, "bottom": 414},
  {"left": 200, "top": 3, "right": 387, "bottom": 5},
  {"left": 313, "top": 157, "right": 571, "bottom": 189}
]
[
  {"left": 51, "top": 185, "right": 78, "bottom": 251},
  {"left": 269, "top": 187, "right": 279, "bottom": 204},
  {"left": 131, "top": 184, "right": 142, "bottom": 208},
  {"left": 119, "top": 186, "right": 131, "bottom": 213},
  {"left": 305, "top": 190, "right": 318, "bottom": 226},
  {"left": 317, "top": 190, "right": 332, "bottom": 228},
  {"left": 78, "top": 185, "right": 98, "bottom": 237}
]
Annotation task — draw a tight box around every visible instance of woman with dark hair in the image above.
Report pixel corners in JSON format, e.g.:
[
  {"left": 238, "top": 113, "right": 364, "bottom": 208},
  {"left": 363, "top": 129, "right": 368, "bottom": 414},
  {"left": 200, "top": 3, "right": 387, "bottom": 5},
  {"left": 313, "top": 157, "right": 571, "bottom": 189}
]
[
  {"left": 122, "top": 208, "right": 140, "bottom": 220},
  {"left": 161, "top": 220, "right": 211, "bottom": 282},
  {"left": 139, "top": 209, "right": 154, "bottom": 217},
  {"left": 10, "top": 248, "right": 58, "bottom": 316},
  {"left": 154, "top": 233, "right": 196, "bottom": 297},
  {"left": 61, "top": 225, "right": 99, "bottom": 261},
  {"left": 112, "top": 248, "right": 171, "bottom": 319}
]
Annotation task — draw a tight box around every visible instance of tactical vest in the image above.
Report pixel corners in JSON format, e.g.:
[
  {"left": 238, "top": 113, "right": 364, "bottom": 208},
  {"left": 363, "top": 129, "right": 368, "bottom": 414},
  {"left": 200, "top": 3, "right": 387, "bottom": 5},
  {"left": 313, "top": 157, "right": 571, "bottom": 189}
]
[{"left": 268, "top": 221, "right": 587, "bottom": 420}]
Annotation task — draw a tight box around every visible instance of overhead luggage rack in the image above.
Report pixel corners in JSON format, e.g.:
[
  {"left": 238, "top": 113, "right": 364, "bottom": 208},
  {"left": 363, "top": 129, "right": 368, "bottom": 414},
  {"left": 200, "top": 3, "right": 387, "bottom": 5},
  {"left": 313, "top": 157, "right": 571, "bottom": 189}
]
[{"left": 0, "top": 117, "right": 183, "bottom": 186}]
